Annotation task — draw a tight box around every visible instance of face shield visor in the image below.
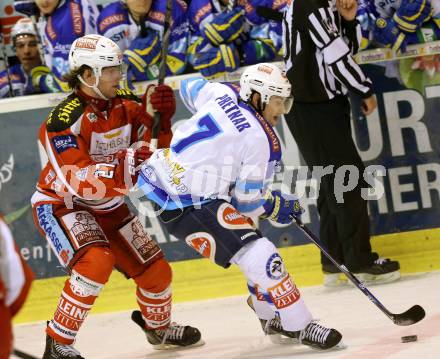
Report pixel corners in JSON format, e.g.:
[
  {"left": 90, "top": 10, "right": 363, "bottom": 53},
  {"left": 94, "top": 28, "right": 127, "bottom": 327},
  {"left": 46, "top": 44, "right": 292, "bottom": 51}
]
[{"left": 267, "top": 95, "right": 294, "bottom": 115}]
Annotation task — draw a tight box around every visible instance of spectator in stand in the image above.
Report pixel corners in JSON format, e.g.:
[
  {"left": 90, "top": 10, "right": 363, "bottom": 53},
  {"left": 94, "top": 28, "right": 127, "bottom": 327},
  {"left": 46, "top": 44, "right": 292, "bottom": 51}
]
[
  {"left": 0, "top": 18, "right": 42, "bottom": 98},
  {"left": 14, "top": 0, "right": 99, "bottom": 93},
  {"left": 356, "top": 0, "right": 437, "bottom": 51},
  {"left": 188, "top": 0, "right": 287, "bottom": 79},
  {"left": 0, "top": 214, "right": 34, "bottom": 359},
  {"left": 98, "top": 0, "right": 189, "bottom": 88}
]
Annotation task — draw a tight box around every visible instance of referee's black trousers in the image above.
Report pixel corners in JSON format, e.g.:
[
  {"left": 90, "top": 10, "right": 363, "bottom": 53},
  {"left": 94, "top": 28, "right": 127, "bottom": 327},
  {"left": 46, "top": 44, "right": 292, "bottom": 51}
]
[{"left": 285, "top": 96, "right": 378, "bottom": 271}]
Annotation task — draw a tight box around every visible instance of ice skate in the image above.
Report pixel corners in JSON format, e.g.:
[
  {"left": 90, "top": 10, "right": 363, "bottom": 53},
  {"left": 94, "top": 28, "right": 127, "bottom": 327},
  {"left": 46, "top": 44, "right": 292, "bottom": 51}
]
[
  {"left": 42, "top": 334, "right": 84, "bottom": 359},
  {"left": 322, "top": 264, "right": 348, "bottom": 287},
  {"left": 247, "top": 296, "right": 299, "bottom": 344},
  {"left": 299, "top": 321, "right": 343, "bottom": 350},
  {"left": 353, "top": 258, "right": 400, "bottom": 285},
  {"left": 131, "top": 310, "right": 205, "bottom": 350}
]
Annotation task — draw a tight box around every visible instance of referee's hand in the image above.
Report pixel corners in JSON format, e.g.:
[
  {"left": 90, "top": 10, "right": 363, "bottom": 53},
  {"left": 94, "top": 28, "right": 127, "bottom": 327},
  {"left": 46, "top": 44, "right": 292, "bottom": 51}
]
[
  {"left": 336, "top": 0, "right": 357, "bottom": 21},
  {"left": 362, "top": 95, "right": 377, "bottom": 116}
]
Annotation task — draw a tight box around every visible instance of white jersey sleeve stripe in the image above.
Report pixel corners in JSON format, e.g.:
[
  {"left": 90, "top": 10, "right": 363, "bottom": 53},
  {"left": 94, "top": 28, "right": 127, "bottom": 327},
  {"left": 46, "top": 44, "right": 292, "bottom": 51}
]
[{"left": 179, "top": 77, "right": 208, "bottom": 114}]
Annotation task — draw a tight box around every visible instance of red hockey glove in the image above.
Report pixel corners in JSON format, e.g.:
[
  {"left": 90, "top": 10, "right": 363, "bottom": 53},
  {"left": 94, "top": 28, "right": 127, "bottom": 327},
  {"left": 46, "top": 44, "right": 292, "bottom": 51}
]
[{"left": 141, "top": 84, "right": 175, "bottom": 132}]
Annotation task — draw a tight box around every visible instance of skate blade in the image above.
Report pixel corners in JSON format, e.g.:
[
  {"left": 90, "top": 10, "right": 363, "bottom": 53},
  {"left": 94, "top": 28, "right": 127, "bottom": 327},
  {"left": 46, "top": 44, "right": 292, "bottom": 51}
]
[
  {"left": 323, "top": 273, "right": 348, "bottom": 288},
  {"left": 352, "top": 271, "right": 400, "bottom": 286},
  {"left": 268, "top": 334, "right": 300, "bottom": 345},
  {"left": 309, "top": 340, "right": 347, "bottom": 351},
  {"left": 152, "top": 339, "right": 205, "bottom": 350}
]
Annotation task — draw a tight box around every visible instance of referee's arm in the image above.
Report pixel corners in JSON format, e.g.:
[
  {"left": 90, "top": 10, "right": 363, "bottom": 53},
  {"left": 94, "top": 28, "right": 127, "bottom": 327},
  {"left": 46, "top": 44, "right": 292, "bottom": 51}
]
[{"left": 306, "top": 7, "right": 373, "bottom": 99}]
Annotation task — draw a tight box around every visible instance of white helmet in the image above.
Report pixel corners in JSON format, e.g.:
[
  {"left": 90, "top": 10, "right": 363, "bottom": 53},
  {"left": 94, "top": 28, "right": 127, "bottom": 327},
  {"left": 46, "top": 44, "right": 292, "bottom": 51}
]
[
  {"left": 11, "top": 18, "right": 37, "bottom": 44},
  {"left": 240, "top": 63, "right": 293, "bottom": 114},
  {"left": 69, "top": 34, "right": 123, "bottom": 99}
]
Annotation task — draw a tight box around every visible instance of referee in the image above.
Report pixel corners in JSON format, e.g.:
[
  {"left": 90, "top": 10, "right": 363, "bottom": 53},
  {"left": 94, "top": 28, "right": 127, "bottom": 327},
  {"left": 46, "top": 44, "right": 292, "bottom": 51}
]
[{"left": 282, "top": 0, "right": 400, "bottom": 286}]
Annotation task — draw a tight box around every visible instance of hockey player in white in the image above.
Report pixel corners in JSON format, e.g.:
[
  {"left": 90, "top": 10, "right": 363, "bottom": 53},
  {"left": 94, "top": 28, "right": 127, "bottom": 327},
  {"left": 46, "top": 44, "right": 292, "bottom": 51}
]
[{"left": 137, "top": 63, "right": 343, "bottom": 350}]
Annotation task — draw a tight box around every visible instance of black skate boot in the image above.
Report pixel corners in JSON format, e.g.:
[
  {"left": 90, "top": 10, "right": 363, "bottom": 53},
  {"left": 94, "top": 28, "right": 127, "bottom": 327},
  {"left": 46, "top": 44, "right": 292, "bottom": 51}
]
[
  {"left": 42, "top": 334, "right": 85, "bottom": 359},
  {"left": 131, "top": 310, "right": 204, "bottom": 350},
  {"left": 247, "top": 296, "right": 299, "bottom": 344},
  {"left": 353, "top": 258, "right": 400, "bottom": 285},
  {"left": 299, "top": 321, "right": 342, "bottom": 350}
]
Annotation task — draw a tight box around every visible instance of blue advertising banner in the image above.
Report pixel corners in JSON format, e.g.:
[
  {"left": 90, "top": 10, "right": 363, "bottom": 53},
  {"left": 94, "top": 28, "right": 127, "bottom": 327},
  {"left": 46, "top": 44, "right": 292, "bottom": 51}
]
[{"left": 1, "top": 57, "right": 439, "bottom": 279}]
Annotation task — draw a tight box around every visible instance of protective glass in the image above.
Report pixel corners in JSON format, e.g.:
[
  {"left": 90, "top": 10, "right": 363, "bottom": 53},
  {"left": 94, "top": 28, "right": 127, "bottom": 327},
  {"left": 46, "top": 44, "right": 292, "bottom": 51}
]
[
  {"left": 268, "top": 95, "right": 294, "bottom": 115},
  {"left": 101, "top": 65, "right": 125, "bottom": 81}
]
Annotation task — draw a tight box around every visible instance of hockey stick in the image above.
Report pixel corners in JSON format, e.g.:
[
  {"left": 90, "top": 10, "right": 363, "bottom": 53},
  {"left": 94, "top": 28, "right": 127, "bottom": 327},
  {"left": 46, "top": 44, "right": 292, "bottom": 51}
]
[
  {"left": 12, "top": 348, "right": 38, "bottom": 359},
  {"left": 291, "top": 216, "right": 425, "bottom": 326},
  {"left": 150, "top": 0, "right": 173, "bottom": 152},
  {"left": 256, "top": 6, "right": 283, "bottom": 22}
]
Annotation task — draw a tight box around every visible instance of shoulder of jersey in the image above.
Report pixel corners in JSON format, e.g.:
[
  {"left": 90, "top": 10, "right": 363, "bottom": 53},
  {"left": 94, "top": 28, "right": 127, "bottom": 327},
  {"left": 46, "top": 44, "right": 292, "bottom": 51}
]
[
  {"left": 98, "top": 2, "right": 127, "bottom": 31},
  {"left": 115, "top": 88, "right": 141, "bottom": 102},
  {"left": 46, "top": 93, "right": 85, "bottom": 132}
]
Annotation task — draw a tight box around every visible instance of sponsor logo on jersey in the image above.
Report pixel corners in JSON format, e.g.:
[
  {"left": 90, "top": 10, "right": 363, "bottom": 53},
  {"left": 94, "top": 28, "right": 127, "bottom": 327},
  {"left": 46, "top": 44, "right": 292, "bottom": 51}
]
[
  {"left": 162, "top": 148, "right": 187, "bottom": 189},
  {"left": 93, "top": 163, "right": 115, "bottom": 179},
  {"left": 45, "top": 169, "right": 56, "bottom": 185},
  {"left": 99, "top": 14, "right": 125, "bottom": 33},
  {"left": 87, "top": 112, "right": 97, "bottom": 123},
  {"left": 71, "top": 2, "right": 83, "bottom": 35},
  {"left": 61, "top": 211, "right": 107, "bottom": 250},
  {"left": 53, "top": 43, "right": 72, "bottom": 54},
  {"left": 48, "top": 97, "right": 83, "bottom": 127},
  {"left": 194, "top": 4, "right": 211, "bottom": 25},
  {"left": 268, "top": 275, "right": 301, "bottom": 309},
  {"left": 90, "top": 124, "right": 132, "bottom": 155},
  {"left": 240, "top": 231, "right": 258, "bottom": 241},
  {"left": 36, "top": 204, "right": 71, "bottom": 261},
  {"left": 254, "top": 285, "right": 267, "bottom": 302},
  {"left": 266, "top": 253, "right": 286, "bottom": 280},
  {"left": 185, "top": 232, "right": 216, "bottom": 262},
  {"left": 52, "top": 135, "right": 79, "bottom": 153},
  {"left": 75, "top": 167, "right": 88, "bottom": 181},
  {"left": 119, "top": 217, "right": 161, "bottom": 264},
  {"left": 217, "top": 203, "right": 254, "bottom": 230},
  {"left": 147, "top": 10, "right": 165, "bottom": 24},
  {"left": 57, "top": 296, "right": 89, "bottom": 321},
  {"left": 104, "top": 129, "right": 122, "bottom": 139},
  {"left": 110, "top": 29, "right": 127, "bottom": 43},
  {"left": 254, "top": 111, "right": 280, "bottom": 154}
]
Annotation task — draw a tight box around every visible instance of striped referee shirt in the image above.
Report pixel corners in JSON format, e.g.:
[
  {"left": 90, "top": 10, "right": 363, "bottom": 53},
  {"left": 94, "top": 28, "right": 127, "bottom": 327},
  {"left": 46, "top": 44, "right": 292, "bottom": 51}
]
[{"left": 282, "top": 0, "right": 373, "bottom": 102}]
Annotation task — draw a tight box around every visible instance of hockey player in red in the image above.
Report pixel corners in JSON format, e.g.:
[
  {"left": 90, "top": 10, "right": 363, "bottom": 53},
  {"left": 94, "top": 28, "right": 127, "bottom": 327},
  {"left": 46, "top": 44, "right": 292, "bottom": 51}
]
[
  {"left": 0, "top": 215, "right": 35, "bottom": 359},
  {"left": 31, "top": 34, "right": 203, "bottom": 359}
]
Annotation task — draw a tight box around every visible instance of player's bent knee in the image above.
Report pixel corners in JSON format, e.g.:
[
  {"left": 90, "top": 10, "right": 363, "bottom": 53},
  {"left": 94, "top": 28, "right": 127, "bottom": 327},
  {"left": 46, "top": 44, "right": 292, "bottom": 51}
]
[
  {"left": 72, "top": 246, "right": 115, "bottom": 284},
  {"left": 234, "top": 238, "right": 287, "bottom": 287},
  {"left": 134, "top": 257, "right": 172, "bottom": 292}
]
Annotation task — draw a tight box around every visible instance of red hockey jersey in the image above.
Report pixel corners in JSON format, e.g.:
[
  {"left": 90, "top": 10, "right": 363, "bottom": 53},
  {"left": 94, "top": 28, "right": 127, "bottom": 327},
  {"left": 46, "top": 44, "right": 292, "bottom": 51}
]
[{"left": 32, "top": 89, "right": 172, "bottom": 211}]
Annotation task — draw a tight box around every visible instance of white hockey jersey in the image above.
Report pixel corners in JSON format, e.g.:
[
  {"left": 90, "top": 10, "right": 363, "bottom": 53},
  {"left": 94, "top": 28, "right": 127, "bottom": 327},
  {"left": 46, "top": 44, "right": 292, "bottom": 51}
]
[{"left": 138, "top": 78, "right": 282, "bottom": 217}]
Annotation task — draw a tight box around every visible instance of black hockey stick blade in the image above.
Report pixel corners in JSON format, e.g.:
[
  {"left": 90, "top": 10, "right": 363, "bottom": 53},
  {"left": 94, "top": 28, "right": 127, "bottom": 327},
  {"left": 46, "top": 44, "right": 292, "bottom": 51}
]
[
  {"left": 392, "top": 305, "right": 425, "bottom": 326},
  {"left": 291, "top": 215, "right": 426, "bottom": 327},
  {"left": 256, "top": 6, "right": 283, "bottom": 22}
]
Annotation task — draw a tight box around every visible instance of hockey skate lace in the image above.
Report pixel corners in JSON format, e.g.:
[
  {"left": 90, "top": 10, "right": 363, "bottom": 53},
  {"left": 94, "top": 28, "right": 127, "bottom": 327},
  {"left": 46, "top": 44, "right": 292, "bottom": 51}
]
[
  {"left": 300, "top": 321, "right": 331, "bottom": 344},
  {"left": 374, "top": 258, "right": 389, "bottom": 265},
  {"left": 54, "top": 342, "right": 81, "bottom": 356},
  {"left": 158, "top": 322, "right": 186, "bottom": 344},
  {"left": 264, "top": 317, "right": 282, "bottom": 334}
]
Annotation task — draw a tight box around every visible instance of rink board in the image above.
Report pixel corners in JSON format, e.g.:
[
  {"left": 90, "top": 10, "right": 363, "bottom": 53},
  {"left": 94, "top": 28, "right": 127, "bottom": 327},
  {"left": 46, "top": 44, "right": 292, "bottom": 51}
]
[
  {"left": 1, "top": 59, "right": 440, "bottom": 280},
  {"left": 0, "top": 56, "right": 439, "bottom": 324},
  {"left": 14, "top": 227, "right": 440, "bottom": 324}
]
